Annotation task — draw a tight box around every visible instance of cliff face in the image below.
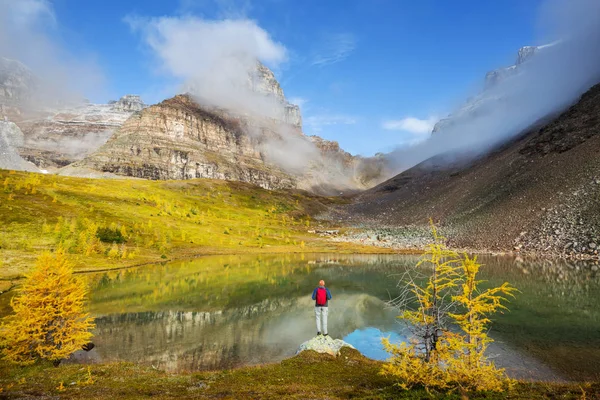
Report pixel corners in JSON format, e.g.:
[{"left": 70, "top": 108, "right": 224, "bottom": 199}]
[
  {"left": 73, "top": 95, "right": 296, "bottom": 190},
  {"left": 71, "top": 60, "right": 387, "bottom": 193},
  {"left": 74, "top": 94, "right": 387, "bottom": 193}
]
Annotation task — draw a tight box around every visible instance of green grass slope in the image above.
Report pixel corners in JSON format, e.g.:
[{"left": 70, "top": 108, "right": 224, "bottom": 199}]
[{"left": 0, "top": 170, "right": 384, "bottom": 280}]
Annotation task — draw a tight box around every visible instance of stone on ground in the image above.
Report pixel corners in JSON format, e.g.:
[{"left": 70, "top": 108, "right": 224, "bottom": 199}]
[{"left": 296, "top": 335, "right": 355, "bottom": 357}]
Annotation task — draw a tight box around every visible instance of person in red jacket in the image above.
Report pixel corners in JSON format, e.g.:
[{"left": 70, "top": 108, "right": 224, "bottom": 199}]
[{"left": 311, "top": 280, "right": 332, "bottom": 336}]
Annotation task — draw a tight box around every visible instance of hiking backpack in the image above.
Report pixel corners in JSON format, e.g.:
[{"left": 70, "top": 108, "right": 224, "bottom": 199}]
[{"left": 316, "top": 287, "right": 327, "bottom": 306}]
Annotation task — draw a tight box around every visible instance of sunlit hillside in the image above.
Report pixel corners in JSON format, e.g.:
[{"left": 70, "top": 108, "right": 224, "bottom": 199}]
[{"left": 0, "top": 170, "right": 380, "bottom": 279}]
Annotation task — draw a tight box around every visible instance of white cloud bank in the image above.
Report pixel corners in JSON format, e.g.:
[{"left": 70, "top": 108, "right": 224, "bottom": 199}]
[
  {"left": 382, "top": 117, "right": 437, "bottom": 134},
  {"left": 382, "top": 116, "right": 438, "bottom": 146},
  {"left": 126, "top": 15, "right": 288, "bottom": 119}
]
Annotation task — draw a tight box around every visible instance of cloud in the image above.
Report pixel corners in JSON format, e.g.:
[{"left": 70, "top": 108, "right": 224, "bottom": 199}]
[
  {"left": 126, "top": 15, "right": 287, "bottom": 117},
  {"left": 382, "top": 117, "right": 437, "bottom": 134},
  {"left": 304, "top": 113, "right": 357, "bottom": 133},
  {"left": 382, "top": 116, "right": 437, "bottom": 147},
  {"left": 288, "top": 96, "right": 308, "bottom": 109},
  {"left": 3, "top": 0, "right": 55, "bottom": 27},
  {"left": 0, "top": 0, "right": 105, "bottom": 105},
  {"left": 311, "top": 33, "right": 356, "bottom": 67}
]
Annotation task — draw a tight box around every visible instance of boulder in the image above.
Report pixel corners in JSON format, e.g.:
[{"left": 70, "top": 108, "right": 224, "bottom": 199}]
[
  {"left": 296, "top": 335, "right": 355, "bottom": 357},
  {"left": 0, "top": 121, "right": 39, "bottom": 172}
]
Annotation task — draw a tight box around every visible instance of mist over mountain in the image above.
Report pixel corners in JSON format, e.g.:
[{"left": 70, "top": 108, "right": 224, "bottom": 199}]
[{"left": 387, "top": 0, "right": 600, "bottom": 174}]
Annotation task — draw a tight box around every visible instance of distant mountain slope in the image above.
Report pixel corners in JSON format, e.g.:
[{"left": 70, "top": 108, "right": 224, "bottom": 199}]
[{"left": 336, "top": 82, "right": 600, "bottom": 257}]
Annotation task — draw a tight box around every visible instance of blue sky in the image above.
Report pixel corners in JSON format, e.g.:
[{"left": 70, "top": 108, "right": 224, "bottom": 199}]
[{"left": 10, "top": 0, "right": 546, "bottom": 156}]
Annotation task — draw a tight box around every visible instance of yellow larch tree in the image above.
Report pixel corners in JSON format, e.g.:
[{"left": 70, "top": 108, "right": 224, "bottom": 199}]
[
  {"left": 0, "top": 248, "right": 95, "bottom": 365},
  {"left": 446, "top": 254, "right": 517, "bottom": 391},
  {"left": 382, "top": 222, "right": 517, "bottom": 392}
]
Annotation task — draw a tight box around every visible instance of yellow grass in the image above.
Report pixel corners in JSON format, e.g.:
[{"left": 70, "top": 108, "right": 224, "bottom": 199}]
[{"left": 0, "top": 170, "right": 389, "bottom": 279}]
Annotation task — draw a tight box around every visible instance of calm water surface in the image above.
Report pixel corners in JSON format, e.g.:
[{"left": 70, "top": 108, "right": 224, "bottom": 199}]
[{"left": 56, "top": 254, "right": 600, "bottom": 381}]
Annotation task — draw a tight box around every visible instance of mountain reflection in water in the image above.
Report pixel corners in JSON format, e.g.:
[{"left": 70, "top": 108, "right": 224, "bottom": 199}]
[
  {"left": 67, "top": 253, "right": 599, "bottom": 381},
  {"left": 75, "top": 294, "right": 397, "bottom": 372}
]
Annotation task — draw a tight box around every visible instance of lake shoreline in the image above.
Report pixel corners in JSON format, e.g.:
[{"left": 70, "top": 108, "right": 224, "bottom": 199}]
[{"left": 1, "top": 348, "right": 598, "bottom": 399}]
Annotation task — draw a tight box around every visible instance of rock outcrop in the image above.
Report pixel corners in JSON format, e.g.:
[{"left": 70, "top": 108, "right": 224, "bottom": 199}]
[
  {"left": 73, "top": 95, "right": 296, "bottom": 189},
  {"left": 109, "top": 95, "right": 146, "bottom": 112},
  {"left": 16, "top": 96, "right": 146, "bottom": 170},
  {"left": 296, "top": 335, "right": 355, "bottom": 356},
  {"left": 0, "top": 121, "right": 39, "bottom": 172},
  {"left": 249, "top": 62, "right": 302, "bottom": 129}
]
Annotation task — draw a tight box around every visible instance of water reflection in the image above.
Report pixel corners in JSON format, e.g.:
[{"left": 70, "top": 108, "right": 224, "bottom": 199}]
[
  {"left": 74, "top": 293, "right": 398, "bottom": 372},
  {"left": 66, "top": 253, "right": 600, "bottom": 381}
]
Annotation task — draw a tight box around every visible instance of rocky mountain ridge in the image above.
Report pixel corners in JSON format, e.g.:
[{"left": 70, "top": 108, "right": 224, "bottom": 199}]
[
  {"left": 72, "top": 94, "right": 386, "bottom": 193},
  {"left": 0, "top": 58, "right": 385, "bottom": 194}
]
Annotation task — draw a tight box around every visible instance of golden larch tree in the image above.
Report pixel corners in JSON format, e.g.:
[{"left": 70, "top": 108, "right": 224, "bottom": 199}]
[
  {"left": 382, "top": 221, "right": 516, "bottom": 392},
  {"left": 0, "top": 248, "right": 95, "bottom": 365}
]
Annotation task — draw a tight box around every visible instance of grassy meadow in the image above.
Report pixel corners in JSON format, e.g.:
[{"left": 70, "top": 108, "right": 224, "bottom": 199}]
[{"left": 0, "top": 169, "right": 387, "bottom": 281}]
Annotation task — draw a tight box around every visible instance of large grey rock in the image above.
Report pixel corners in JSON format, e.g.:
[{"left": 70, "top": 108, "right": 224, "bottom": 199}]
[
  {"left": 296, "top": 335, "right": 355, "bottom": 356},
  {"left": 0, "top": 121, "right": 39, "bottom": 172}
]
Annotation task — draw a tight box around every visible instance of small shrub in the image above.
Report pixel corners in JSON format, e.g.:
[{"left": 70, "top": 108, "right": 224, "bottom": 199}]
[{"left": 96, "top": 227, "right": 125, "bottom": 244}]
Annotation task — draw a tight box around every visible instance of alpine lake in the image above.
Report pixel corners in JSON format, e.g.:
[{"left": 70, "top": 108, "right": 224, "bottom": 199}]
[{"left": 2, "top": 253, "right": 599, "bottom": 382}]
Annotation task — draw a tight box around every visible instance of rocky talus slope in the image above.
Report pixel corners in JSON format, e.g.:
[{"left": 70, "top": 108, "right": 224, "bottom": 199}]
[{"left": 330, "top": 82, "right": 600, "bottom": 258}]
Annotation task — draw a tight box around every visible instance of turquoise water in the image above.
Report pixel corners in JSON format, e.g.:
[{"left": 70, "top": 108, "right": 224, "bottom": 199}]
[{"left": 343, "top": 328, "right": 405, "bottom": 360}]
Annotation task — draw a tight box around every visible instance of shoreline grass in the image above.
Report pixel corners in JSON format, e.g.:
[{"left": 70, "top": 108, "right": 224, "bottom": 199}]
[{"left": 0, "top": 348, "right": 597, "bottom": 399}]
